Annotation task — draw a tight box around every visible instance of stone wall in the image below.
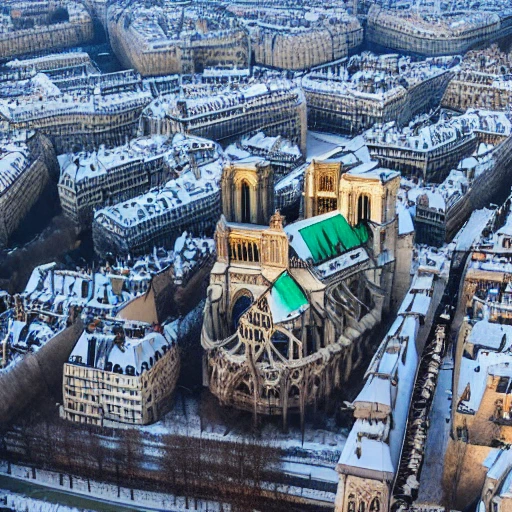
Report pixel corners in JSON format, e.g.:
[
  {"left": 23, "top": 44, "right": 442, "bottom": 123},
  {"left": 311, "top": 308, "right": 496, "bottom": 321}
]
[
  {"left": 0, "top": 18, "right": 94, "bottom": 60},
  {"left": 367, "top": 6, "right": 505, "bottom": 56}
]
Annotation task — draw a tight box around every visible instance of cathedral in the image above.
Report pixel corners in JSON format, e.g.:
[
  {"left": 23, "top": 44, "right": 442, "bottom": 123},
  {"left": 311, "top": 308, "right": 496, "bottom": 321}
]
[{"left": 201, "top": 150, "right": 410, "bottom": 425}]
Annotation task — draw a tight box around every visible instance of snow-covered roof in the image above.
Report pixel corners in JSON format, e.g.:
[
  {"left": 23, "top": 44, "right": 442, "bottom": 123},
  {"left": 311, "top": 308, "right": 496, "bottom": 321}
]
[
  {"left": 364, "top": 109, "right": 510, "bottom": 154},
  {"left": 337, "top": 419, "right": 394, "bottom": 478},
  {"left": 398, "top": 292, "right": 432, "bottom": 317},
  {"left": 485, "top": 448, "right": 512, "bottom": 481},
  {"left": 397, "top": 202, "right": 415, "bottom": 235},
  {"left": 354, "top": 375, "right": 391, "bottom": 409},
  {"left": 94, "top": 156, "right": 223, "bottom": 229},
  {"left": 468, "top": 320, "right": 512, "bottom": 351},
  {"left": 338, "top": 265, "right": 435, "bottom": 479},
  {"left": 455, "top": 208, "right": 494, "bottom": 252},
  {"left": 0, "top": 142, "right": 30, "bottom": 196},
  {"left": 143, "top": 79, "right": 302, "bottom": 121},
  {"left": 457, "top": 348, "right": 512, "bottom": 414},
  {"left": 303, "top": 53, "right": 458, "bottom": 102},
  {"left": 69, "top": 323, "right": 176, "bottom": 376},
  {"left": 59, "top": 133, "right": 219, "bottom": 184}
]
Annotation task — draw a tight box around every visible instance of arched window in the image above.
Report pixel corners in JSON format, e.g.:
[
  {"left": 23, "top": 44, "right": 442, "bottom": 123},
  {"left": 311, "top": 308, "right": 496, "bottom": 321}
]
[
  {"left": 370, "top": 498, "right": 380, "bottom": 512},
  {"left": 241, "top": 181, "right": 251, "bottom": 223},
  {"left": 231, "top": 294, "right": 252, "bottom": 331},
  {"left": 348, "top": 495, "right": 356, "bottom": 512},
  {"left": 358, "top": 501, "right": 366, "bottom": 512},
  {"left": 357, "top": 195, "right": 371, "bottom": 223}
]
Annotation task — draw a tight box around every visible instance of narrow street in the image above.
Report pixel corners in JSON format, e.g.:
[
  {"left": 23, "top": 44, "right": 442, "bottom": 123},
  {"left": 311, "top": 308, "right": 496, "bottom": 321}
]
[{"left": 416, "top": 355, "right": 453, "bottom": 504}]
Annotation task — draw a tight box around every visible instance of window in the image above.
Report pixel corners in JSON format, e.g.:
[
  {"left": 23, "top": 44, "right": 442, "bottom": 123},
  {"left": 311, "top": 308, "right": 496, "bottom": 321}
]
[
  {"left": 357, "top": 195, "right": 371, "bottom": 223},
  {"left": 319, "top": 174, "right": 334, "bottom": 192},
  {"left": 348, "top": 495, "right": 356, "bottom": 512},
  {"left": 241, "top": 180, "right": 251, "bottom": 223},
  {"left": 497, "top": 377, "right": 510, "bottom": 393},
  {"left": 318, "top": 197, "right": 337, "bottom": 215}
]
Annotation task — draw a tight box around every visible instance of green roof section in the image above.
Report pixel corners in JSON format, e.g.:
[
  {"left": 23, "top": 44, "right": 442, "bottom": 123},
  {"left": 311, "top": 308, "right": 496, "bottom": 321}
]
[
  {"left": 298, "top": 213, "right": 368, "bottom": 264},
  {"left": 270, "top": 271, "right": 308, "bottom": 323}
]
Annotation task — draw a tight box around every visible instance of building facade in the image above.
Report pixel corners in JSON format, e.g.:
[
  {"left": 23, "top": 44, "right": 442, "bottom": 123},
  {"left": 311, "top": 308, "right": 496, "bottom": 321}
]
[
  {"left": 141, "top": 79, "right": 307, "bottom": 155},
  {"left": 58, "top": 134, "right": 220, "bottom": 229},
  {"left": 63, "top": 320, "right": 180, "bottom": 425},
  {"left": 227, "top": 4, "right": 362, "bottom": 71},
  {"left": 0, "top": 131, "right": 58, "bottom": 246},
  {"left": 0, "top": 70, "right": 154, "bottom": 154},
  {"left": 108, "top": 1, "right": 250, "bottom": 77},
  {"left": 442, "top": 46, "right": 512, "bottom": 112},
  {"left": 201, "top": 150, "right": 405, "bottom": 425},
  {"left": 304, "top": 53, "right": 458, "bottom": 135},
  {"left": 367, "top": 4, "right": 512, "bottom": 57},
  {"left": 0, "top": 1, "right": 94, "bottom": 60},
  {"left": 92, "top": 140, "right": 224, "bottom": 258}
]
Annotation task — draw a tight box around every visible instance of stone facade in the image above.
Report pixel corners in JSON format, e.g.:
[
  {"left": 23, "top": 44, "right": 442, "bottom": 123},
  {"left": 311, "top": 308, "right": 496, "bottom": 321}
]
[
  {"left": 58, "top": 134, "right": 219, "bottom": 229},
  {"left": 304, "top": 53, "right": 457, "bottom": 135},
  {"left": 107, "top": 1, "right": 249, "bottom": 77},
  {"left": 442, "top": 46, "right": 512, "bottom": 113},
  {"left": 201, "top": 152, "right": 404, "bottom": 424},
  {"left": 63, "top": 322, "right": 180, "bottom": 426},
  {"left": 0, "top": 70, "right": 154, "bottom": 154},
  {"left": 141, "top": 78, "right": 307, "bottom": 155},
  {"left": 0, "top": 131, "right": 58, "bottom": 246},
  {"left": 367, "top": 5, "right": 512, "bottom": 57},
  {"left": 228, "top": 4, "right": 362, "bottom": 71},
  {"left": 91, "top": 138, "right": 224, "bottom": 258},
  {"left": 0, "top": 1, "right": 94, "bottom": 60}
]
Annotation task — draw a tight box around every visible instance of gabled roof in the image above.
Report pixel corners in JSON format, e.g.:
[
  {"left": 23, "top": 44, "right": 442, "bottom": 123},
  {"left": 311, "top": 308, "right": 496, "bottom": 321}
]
[
  {"left": 286, "top": 211, "right": 368, "bottom": 264},
  {"left": 268, "top": 271, "right": 309, "bottom": 324}
]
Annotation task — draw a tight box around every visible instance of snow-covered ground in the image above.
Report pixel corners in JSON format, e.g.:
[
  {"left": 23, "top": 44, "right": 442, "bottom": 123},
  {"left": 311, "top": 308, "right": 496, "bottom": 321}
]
[
  {"left": 140, "top": 391, "right": 346, "bottom": 466},
  {"left": 0, "top": 463, "right": 230, "bottom": 512}
]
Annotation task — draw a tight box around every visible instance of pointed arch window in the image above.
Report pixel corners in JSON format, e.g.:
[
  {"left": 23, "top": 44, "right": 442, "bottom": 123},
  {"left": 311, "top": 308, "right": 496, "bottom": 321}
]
[
  {"left": 241, "top": 180, "right": 251, "bottom": 223},
  {"left": 357, "top": 194, "right": 371, "bottom": 223}
]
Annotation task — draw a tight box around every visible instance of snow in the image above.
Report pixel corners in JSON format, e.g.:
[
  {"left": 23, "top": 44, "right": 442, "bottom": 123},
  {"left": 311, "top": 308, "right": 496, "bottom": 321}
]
[
  {"left": 468, "top": 320, "right": 512, "bottom": 351},
  {"left": 314, "top": 248, "right": 369, "bottom": 279},
  {"left": 281, "top": 461, "right": 338, "bottom": 483},
  {"left": 306, "top": 132, "right": 350, "bottom": 161},
  {"left": 417, "top": 356, "right": 455, "bottom": 503},
  {"left": 410, "top": 273, "right": 434, "bottom": 292},
  {"left": 486, "top": 448, "right": 512, "bottom": 481},
  {"left": 338, "top": 420, "right": 394, "bottom": 475},
  {"left": 456, "top": 348, "right": 512, "bottom": 414},
  {"left": 364, "top": 109, "right": 510, "bottom": 156},
  {"left": 69, "top": 327, "right": 173, "bottom": 375},
  {"left": 398, "top": 292, "right": 432, "bottom": 317},
  {"left": 397, "top": 202, "right": 415, "bottom": 235},
  {"left": 455, "top": 208, "right": 494, "bottom": 252},
  {"left": 387, "top": 322, "right": 419, "bottom": 467},
  {"left": 243, "top": 83, "right": 268, "bottom": 98},
  {"left": 354, "top": 375, "right": 391, "bottom": 408},
  {"left": 0, "top": 143, "right": 30, "bottom": 196},
  {"left": 338, "top": 262, "right": 438, "bottom": 479},
  {"left": 0, "top": 462, "right": 229, "bottom": 512}
]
